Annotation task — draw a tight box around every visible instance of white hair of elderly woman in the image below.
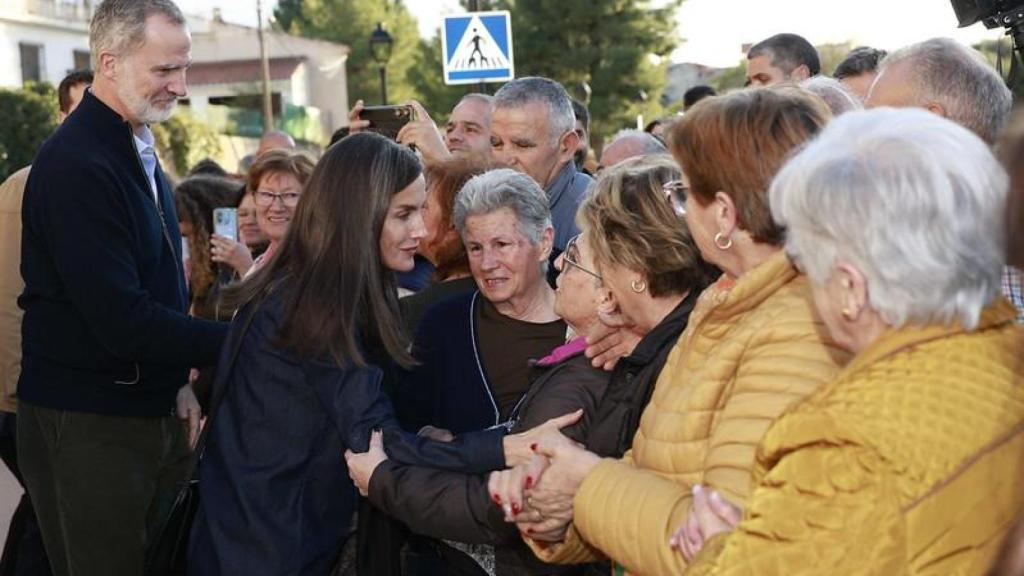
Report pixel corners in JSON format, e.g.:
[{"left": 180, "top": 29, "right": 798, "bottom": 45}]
[
  {"left": 770, "top": 107, "right": 1008, "bottom": 330},
  {"left": 800, "top": 76, "right": 863, "bottom": 115},
  {"left": 453, "top": 168, "right": 553, "bottom": 243}
]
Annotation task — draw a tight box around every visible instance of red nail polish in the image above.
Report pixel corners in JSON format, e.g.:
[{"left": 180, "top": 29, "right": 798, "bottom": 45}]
[
  {"left": 525, "top": 528, "right": 534, "bottom": 534},
  {"left": 524, "top": 476, "right": 534, "bottom": 489},
  {"left": 530, "top": 443, "right": 538, "bottom": 452},
  {"left": 493, "top": 494, "right": 502, "bottom": 505},
  {"left": 512, "top": 504, "right": 521, "bottom": 515}
]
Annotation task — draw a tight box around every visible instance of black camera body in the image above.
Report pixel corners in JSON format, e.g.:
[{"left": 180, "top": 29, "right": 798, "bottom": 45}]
[{"left": 952, "top": 0, "right": 1024, "bottom": 29}]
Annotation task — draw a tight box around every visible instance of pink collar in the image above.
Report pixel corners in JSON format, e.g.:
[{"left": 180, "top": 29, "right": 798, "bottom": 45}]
[{"left": 534, "top": 336, "right": 587, "bottom": 367}]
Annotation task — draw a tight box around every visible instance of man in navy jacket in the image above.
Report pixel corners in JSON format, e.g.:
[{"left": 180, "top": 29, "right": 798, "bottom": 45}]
[{"left": 17, "top": 1, "right": 228, "bottom": 573}]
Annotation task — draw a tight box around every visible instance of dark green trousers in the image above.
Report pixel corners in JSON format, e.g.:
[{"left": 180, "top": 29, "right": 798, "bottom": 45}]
[{"left": 17, "top": 402, "right": 191, "bottom": 576}]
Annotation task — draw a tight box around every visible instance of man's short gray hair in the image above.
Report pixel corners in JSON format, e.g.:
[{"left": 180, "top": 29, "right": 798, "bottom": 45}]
[
  {"left": 879, "top": 37, "right": 1012, "bottom": 144},
  {"left": 90, "top": 0, "right": 186, "bottom": 67},
  {"left": 771, "top": 107, "right": 1007, "bottom": 330},
  {"left": 800, "top": 76, "right": 862, "bottom": 115},
  {"left": 493, "top": 77, "right": 575, "bottom": 143},
  {"left": 453, "top": 168, "right": 553, "bottom": 245},
  {"left": 608, "top": 129, "right": 668, "bottom": 155}
]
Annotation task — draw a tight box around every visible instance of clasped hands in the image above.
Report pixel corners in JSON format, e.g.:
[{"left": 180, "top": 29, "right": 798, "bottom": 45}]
[{"left": 488, "top": 419, "right": 602, "bottom": 543}]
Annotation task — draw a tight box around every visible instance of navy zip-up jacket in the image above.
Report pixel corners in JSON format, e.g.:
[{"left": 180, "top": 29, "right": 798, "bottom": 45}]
[{"left": 19, "top": 90, "right": 228, "bottom": 417}]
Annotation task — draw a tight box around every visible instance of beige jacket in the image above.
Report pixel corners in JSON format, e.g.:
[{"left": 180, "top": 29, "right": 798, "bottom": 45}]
[{"left": 0, "top": 166, "right": 29, "bottom": 413}]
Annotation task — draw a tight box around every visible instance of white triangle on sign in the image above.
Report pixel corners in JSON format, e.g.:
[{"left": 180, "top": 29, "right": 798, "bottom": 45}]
[{"left": 448, "top": 15, "right": 510, "bottom": 72}]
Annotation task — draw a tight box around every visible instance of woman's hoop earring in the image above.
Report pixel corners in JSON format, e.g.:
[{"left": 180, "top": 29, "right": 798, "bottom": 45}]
[
  {"left": 714, "top": 233, "right": 733, "bottom": 250},
  {"left": 630, "top": 279, "right": 647, "bottom": 293}
]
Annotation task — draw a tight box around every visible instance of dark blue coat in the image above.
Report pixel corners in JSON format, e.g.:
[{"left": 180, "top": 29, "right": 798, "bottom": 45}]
[
  {"left": 394, "top": 290, "right": 503, "bottom": 435},
  {"left": 189, "top": 293, "right": 504, "bottom": 575},
  {"left": 19, "top": 90, "right": 227, "bottom": 416}
]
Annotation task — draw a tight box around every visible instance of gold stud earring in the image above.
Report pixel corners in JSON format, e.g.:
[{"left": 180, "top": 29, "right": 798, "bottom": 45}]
[{"left": 630, "top": 279, "right": 647, "bottom": 293}]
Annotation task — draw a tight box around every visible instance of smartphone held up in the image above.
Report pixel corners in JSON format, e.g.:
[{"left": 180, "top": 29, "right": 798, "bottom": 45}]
[
  {"left": 359, "top": 105, "right": 413, "bottom": 140},
  {"left": 213, "top": 208, "right": 238, "bottom": 242}
]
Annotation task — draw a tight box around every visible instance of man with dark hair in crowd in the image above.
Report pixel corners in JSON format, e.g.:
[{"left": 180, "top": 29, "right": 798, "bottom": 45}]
[
  {"left": 18, "top": 1, "right": 228, "bottom": 573},
  {"left": 683, "top": 84, "right": 717, "bottom": 111},
  {"left": 571, "top": 98, "right": 592, "bottom": 173},
  {"left": 746, "top": 32, "right": 821, "bottom": 86},
  {"left": 0, "top": 67, "right": 93, "bottom": 576},
  {"left": 490, "top": 76, "right": 592, "bottom": 257},
  {"left": 833, "top": 46, "right": 888, "bottom": 101}
]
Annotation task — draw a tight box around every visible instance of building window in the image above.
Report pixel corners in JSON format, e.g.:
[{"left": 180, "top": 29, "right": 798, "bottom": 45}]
[
  {"left": 73, "top": 49, "right": 91, "bottom": 72},
  {"left": 20, "top": 43, "right": 45, "bottom": 84}
]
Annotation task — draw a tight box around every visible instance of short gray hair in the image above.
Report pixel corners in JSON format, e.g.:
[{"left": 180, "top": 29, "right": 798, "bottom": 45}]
[
  {"left": 493, "top": 77, "right": 575, "bottom": 143},
  {"left": 800, "top": 76, "right": 862, "bottom": 116},
  {"left": 771, "top": 107, "right": 1008, "bottom": 330},
  {"left": 608, "top": 129, "right": 668, "bottom": 155},
  {"left": 458, "top": 93, "right": 494, "bottom": 108},
  {"left": 879, "top": 37, "right": 1012, "bottom": 144},
  {"left": 453, "top": 168, "right": 552, "bottom": 245},
  {"left": 90, "top": 0, "right": 186, "bottom": 67}
]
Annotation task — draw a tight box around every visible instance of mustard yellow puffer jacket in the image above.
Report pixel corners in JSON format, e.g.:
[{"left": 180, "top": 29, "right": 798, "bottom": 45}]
[
  {"left": 530, "top": 251, "right": 848, "bottom": 574},
  {"left": 687, "top": 298, "right": 1024, "bottom": 576}
]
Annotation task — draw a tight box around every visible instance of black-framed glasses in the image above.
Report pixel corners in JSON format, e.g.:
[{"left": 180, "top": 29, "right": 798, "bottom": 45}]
[
  {"left": 254, "top": 190, "right": 302, "bottom": 208},
  {"left": 563, "top": 235, "right": 602, "bottom": 280},
  {"left": 663, "top": 180, "right": 687, "bottom": 216}
]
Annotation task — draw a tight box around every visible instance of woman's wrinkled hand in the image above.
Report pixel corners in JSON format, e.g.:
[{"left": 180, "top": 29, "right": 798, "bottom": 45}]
[
  {"left": 670, "top": 485, "right": 743, "bottom": 561},
  {"left": 344, "top": 429, "right": 387, "bottom": 496},
  {"left": 210, "top": 234, "right": 253, "bottom": 277},
  {"left": 584, "top": 322, "right": 643, "bottom": 371},
  {"left": 502, "top": 409, "right": 582, "bottom": 467}
]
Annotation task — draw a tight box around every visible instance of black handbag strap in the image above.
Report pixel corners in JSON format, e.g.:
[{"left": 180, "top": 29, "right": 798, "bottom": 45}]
[{"left": 186, "top": 296, "right": 263, "bottom": 478}]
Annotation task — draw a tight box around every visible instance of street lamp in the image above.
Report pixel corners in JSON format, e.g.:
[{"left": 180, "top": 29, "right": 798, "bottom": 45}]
[{"left": 369, "top": 22, "right": 393, "bottom": 105}]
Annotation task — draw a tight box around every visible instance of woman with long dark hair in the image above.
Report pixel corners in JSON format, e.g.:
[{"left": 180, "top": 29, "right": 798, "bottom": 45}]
[{"left": 188, "top": 133, "right": 502, "bottom": 575}]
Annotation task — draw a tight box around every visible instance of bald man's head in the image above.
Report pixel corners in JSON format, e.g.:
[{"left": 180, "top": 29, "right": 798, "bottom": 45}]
[
  {"left": 257, "top": 130, "right": 296, "bottom": 155},
  {"left": 598, "top": 130, "right": 667, "bottom": 171}
]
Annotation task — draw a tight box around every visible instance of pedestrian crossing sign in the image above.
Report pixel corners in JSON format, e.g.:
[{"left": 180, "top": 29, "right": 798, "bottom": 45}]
[{"left": 441, "top": 11, "right": 515, "bottom": 85}]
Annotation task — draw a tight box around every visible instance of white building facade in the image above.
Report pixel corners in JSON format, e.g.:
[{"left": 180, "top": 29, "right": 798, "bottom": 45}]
[{"left": 0, "top": 0, "right": 93, "bottom": 89}]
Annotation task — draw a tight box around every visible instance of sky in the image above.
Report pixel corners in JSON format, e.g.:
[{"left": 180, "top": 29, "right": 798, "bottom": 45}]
[{"left": 175, "top": 0, "right": 1008, "bottom": 68}]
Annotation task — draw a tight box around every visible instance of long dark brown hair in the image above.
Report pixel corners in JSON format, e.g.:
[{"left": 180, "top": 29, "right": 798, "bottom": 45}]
[
  {"left": 174, "top": 175, "right": 242, "bottom": 299},
  {"left": 225, "top": 132, "right": 421, "bottom": 368}
]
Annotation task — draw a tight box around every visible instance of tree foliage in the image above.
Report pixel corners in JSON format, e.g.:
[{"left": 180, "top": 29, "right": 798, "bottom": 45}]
[
  {"left": 274, "top": 0, "right": 422, "bottom": 105},
  {"left": 479, "top": 0, "right": 683, "bottom": 140},
  {"left": 0, "top": 82, "right": 58, "bottom": 181},
  {"left": 399, "top": 0, "right": 684, "bottom": 137},
  {"left": 152, "top": 109, "right": 222, "bottom": 178}
]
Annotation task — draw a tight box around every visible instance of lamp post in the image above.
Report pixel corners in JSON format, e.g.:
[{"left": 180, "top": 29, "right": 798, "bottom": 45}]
[{"left": 369, "top": 22, "right": 393, "bottom": 105}]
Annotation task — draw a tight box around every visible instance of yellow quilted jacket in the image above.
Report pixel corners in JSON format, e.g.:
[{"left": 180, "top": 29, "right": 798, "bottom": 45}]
[
  {"left": 686, "top": 298, "right": 1024, "bottom": 576},
  {"left": 530, "top": 251, "right": 848, "bottom": 574}
]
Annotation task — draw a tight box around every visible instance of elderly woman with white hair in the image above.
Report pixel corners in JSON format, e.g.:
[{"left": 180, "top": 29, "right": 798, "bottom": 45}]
[
  {"left": 675, "top": 108, "right": 1024, "bottom": 575},
  {"left": 393, "top": 168, "right": 568, "bottom": 438}
]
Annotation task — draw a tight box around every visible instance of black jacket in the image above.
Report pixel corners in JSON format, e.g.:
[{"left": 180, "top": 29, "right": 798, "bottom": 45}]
[
  {"left": 584, "top": 289, "right": 700, "bottom": 458},
  {"left": 19, "top": 90, "right": 228, "bottom": 416}
]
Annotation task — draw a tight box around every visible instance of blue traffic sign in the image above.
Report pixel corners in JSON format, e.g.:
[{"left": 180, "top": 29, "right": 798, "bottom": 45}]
[{"left": 442, "top": 11, "right": 515, "bottom": 85}]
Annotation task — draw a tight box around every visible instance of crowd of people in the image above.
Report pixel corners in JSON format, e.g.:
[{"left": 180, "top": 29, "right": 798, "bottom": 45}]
[{"left": 0, "top": 1, "right": 1023, "bottom": 575}]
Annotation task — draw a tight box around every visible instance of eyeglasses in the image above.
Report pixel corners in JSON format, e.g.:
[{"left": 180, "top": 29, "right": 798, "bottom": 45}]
[
  {"left": 254, "top": 190, "right": 302, "bottom": 208},
  {"left": 563, "top": 235, "right": 602, "bottom": 280},
  {"left": 663, "top": 180, "right": 687, "bottom": 216}
]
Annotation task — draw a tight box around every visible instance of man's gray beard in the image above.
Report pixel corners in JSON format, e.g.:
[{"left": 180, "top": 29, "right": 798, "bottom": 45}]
[{"left": 116, "top": 81, "right": 177, "bottom": 125}]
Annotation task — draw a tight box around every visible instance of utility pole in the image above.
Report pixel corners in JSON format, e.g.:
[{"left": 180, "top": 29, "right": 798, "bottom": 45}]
[{"left": 257, "top": 0, "right": 274, "bottom": 133}]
